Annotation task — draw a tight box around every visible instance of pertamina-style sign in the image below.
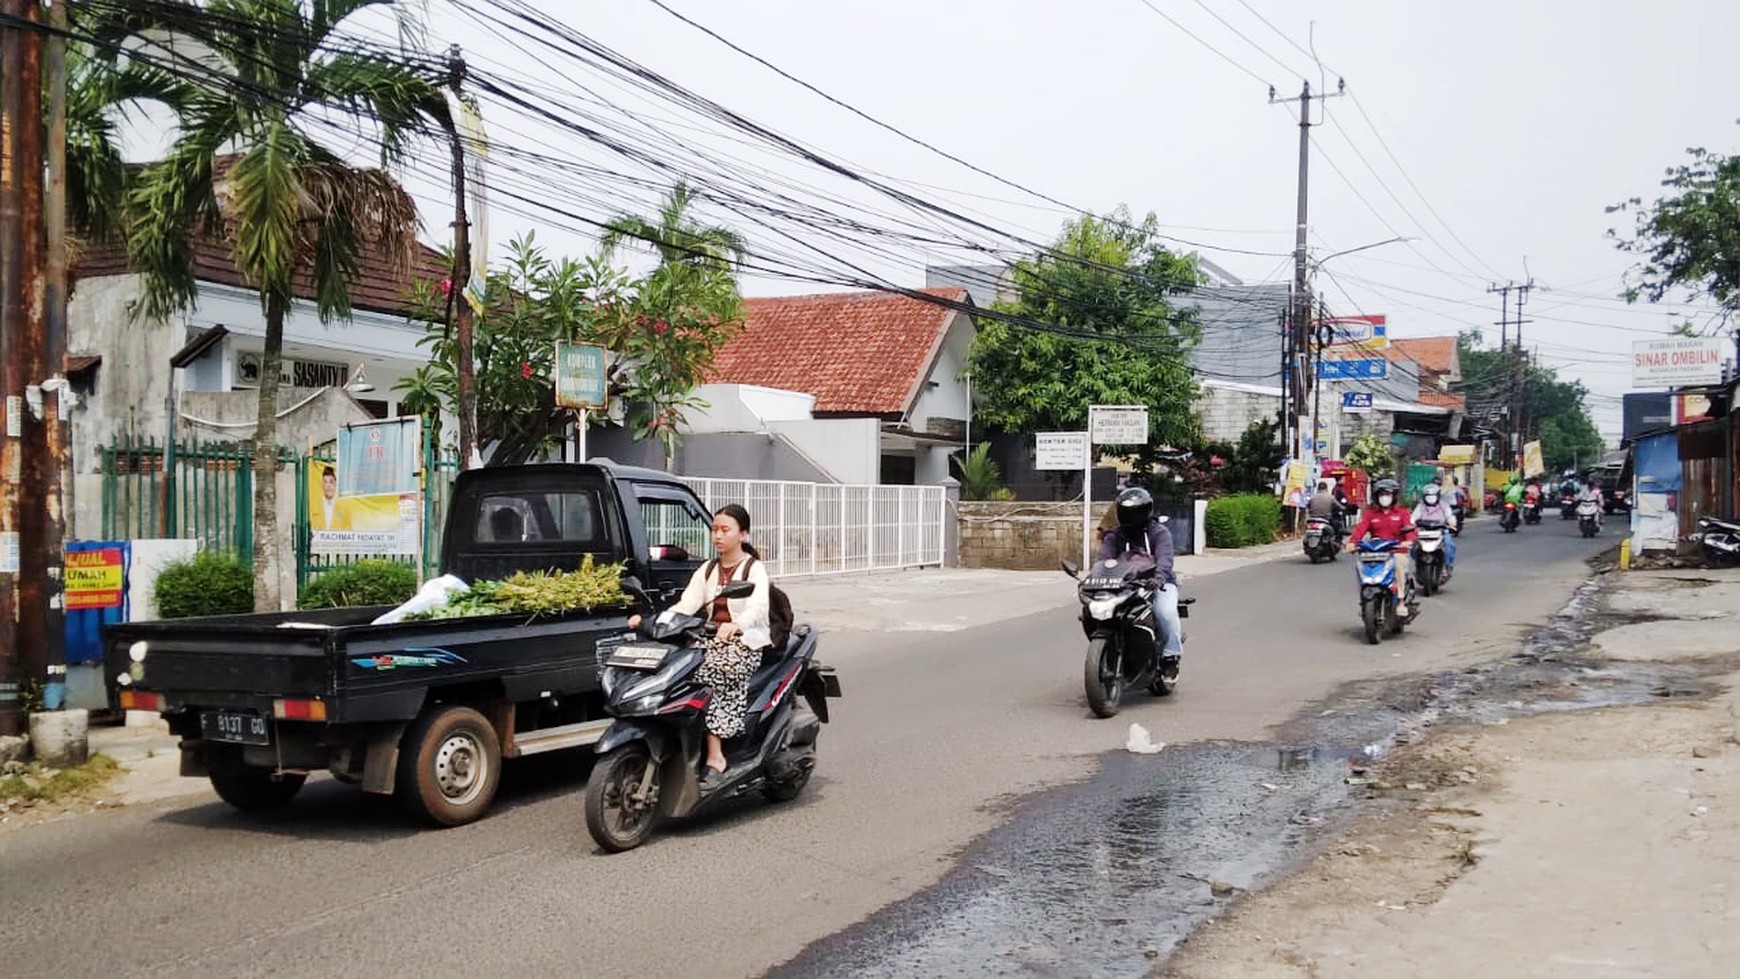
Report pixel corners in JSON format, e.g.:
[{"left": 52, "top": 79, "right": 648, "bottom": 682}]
[{"left": 1632, "top": 337, "right": 1725, "bottom": 388}]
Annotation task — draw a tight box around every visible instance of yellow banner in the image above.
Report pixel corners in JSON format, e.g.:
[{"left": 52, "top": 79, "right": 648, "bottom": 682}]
[
  {"left": 1438, "top": 444, "right": 1476, "bottom": 465},
  {"left": 65, "top": 547, "right": 125, "bottom": 609}
]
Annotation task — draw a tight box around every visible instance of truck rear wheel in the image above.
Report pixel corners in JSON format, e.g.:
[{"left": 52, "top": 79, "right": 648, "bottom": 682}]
[
  {"left": 209, "top": 767, "right": 306, "bottom": 812},
  {"left": 397, "top": 705, "right": 502, "bottom": 827}
]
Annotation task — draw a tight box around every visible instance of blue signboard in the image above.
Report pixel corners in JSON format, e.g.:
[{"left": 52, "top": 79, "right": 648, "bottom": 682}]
[
  {"left": 1320, "top": 358, "right": 1390, "bottom": 381},
  {"left": 337, "top": 417, "right": 420, "bottom": 498},
  {"left": 1341, "top": 391, "right": 1374, "bottom": 411}
]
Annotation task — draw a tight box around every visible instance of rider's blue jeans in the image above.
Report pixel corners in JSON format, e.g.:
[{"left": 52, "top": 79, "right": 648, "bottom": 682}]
[{"left": 1151, "top": 583, "right": 1184, "bottom": 656}]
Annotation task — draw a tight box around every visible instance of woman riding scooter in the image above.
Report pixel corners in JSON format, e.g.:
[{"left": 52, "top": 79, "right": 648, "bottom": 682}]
[{"left": 627, "top": 504, "right": 771, "bottom": 786}]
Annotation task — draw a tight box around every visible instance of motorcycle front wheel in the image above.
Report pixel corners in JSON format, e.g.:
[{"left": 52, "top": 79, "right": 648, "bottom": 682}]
[
  {"left": 1084, "top": 636, "right": 1124, "bottom": 718},
  {"left": 584, "top": 745, "right": 660, "bottom": 852},
  {"left": 1361, "top": 598, "right": 1383, "bottom": 645}
]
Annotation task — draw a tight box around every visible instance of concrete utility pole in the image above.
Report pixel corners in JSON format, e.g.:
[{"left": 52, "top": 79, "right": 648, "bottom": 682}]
[
  {"left": 1513, "top": 281, "right": 1534, "bottom": 459},
  {"left": 0, "top": 0, "right": 30, "bottom": 735},
  {"left": 448, "top": 45, "right": 479, "bottom": 471},
  {"left": 1488, "top": 282, "right": 1514, "bottom": 468},
  {"left": 13, "top": 0, "right": 48, "bottom": 713},
  {"left": 1271, "top": 78, "right": 1343, "bottom": 459}
]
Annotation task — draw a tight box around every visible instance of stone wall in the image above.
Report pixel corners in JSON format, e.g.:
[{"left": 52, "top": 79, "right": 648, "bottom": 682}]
[{"left": 958, "top": 501, "right": 1089, "bottom": 570}]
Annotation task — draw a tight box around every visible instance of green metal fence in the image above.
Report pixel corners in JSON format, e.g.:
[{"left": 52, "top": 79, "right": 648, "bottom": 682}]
[
  {"left": 100, "top": 435, "right": 259, "bottom": 562},
  {"left": 102, "top": 434, "right": 459, "bottom": 593}
]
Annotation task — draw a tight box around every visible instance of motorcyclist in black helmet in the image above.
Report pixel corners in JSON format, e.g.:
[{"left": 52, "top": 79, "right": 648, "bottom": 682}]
[{"left": 1095, "top": 487, "right": 1184, "bottom": 671}]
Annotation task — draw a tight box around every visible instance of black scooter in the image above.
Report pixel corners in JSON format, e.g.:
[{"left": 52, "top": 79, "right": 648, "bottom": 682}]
[
  {"left": 1699, "top": 516, "right": 1740, "bottom": 567},
  {"left": 1062, "top": 553, "right": 1194, "bottom": 718},
  {"left": 582, "top": 578, "right": 841, "bottom": 852}
]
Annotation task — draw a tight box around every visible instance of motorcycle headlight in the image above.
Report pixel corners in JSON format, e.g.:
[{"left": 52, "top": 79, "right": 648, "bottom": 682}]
[{"left": 1088, "top": 597, "right": 1121, "bottom": 620}]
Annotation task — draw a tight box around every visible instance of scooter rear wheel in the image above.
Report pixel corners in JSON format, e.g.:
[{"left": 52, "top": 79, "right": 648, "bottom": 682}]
[{"left": 584, "top": 745, "right": 660, "bottom": 852}]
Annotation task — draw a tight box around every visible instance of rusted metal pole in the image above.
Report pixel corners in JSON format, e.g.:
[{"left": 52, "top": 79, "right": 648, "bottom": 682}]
[
  {"left": 42, "top": 0, "right": 70, "bottom": 706},
  {"left": 0, "top": 0, "right": 33, "bottom": 734},
  {"left": 448, "top": 46, "right": 478, "bottom": 471},
  {"left": 14, "top": 0, "right": 49, "bottom": 707}
]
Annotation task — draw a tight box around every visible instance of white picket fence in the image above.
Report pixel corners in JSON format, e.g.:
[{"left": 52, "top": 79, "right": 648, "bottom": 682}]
[{"left": 679, "top": 478, "right": 947, "bottom": 578}]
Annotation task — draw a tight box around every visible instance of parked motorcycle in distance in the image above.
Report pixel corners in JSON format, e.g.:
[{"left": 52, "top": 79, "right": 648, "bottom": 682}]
[
  {"left": 1303, "top": 515, "right": 1342, "bottom": 563},
  {"left": 1061, "top": 555, "right": 1193, "bottom": 718},
  {"left": 1414, "top": 521, "right": 1449, "bottom": 595},
  {"left": 1354, "top": 539, "right": 1418, "bottom": 645},
  {"left": 1577, "top": 498, "right": 1602, "bottom": 538},
  {"left": 1500, "top": 501, "right": 1521, "bottom": 533},
  {"left": 1698, "top": 515, "right": 1740, "bottom": 566}
]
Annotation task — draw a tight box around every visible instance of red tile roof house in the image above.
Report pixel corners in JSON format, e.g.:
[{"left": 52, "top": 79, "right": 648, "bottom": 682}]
[
  {"left": 703, "top": 288, "right": 977, "bottom": 484},
  {"left": 1384, "top": 336, "right": 1466, "bottom": 412}
]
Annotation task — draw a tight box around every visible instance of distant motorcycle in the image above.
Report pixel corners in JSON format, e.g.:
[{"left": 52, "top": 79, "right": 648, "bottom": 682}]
[
  {"left": 1522, "top": 498, "right": 1543, "bottom": 525},
  {"left": 1698, "top": 516, "right": 1740, "bottom": 566},
  {"left": 1354, "top": 539, "right": 1418, "bottom": 645},
  {"left": 1559, "top": 493, "right": 1577, "bottom": 520},
  {"left": 1577, "top": 499, "right": 1602, "bottom": 538},
  {"left": 1414, "top": 521, "right": 1449, "bottom": 595},
  {"left": 1303, "top": 515, "right": 1342, "bottom": 563},
  {"left": 1500, "top": 501, "right": 1520, "bottom": 533}
]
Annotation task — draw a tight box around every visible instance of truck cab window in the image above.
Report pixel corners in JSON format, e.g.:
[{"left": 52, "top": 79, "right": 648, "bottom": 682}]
[
  {"left": 638, "top": 497, "right": 713, "bottom": 562},
  {"left": 475, "top": 491, "right": 605, "bottom": 546}
]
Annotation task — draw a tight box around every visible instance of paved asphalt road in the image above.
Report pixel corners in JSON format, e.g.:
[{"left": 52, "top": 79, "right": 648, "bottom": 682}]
[{"left": 0, "top": 517, "right": 1608, "bottom": 977}]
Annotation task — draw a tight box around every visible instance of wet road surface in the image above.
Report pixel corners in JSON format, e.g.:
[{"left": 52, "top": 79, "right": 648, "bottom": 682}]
[{"left": 0, "top": 518, "right": 1610, "bottom": 976}]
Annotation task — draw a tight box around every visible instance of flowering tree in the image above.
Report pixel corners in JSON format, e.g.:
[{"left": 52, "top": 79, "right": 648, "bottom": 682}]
[{"left": 399, "top": 231, "right": 743, "bottom": 466}]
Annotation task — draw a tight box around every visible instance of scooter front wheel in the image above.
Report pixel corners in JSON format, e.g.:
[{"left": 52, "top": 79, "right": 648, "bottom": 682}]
[
  {"left": 1084, "top": 636, "right": 1124, "bottom": 718},
  {"left": 584, "top": 745, "right": 660, "bottom": 852},
  {"left": 1361, "top": 598, "right": 1383, "bottom": 645}
]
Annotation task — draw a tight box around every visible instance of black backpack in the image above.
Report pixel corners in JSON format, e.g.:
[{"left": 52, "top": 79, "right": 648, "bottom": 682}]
[{"left": 704, "top": 555, "right": 793, "bottom": 650}]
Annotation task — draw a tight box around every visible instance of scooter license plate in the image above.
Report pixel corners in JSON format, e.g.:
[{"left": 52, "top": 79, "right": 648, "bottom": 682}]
[{"left": 606, "top": 644, "right": 672, "bottom": 670}]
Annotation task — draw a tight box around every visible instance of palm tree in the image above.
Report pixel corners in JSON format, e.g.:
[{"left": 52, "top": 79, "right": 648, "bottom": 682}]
[
  {"left": 127, "top": 0, "right": 447, "bottom": 611},
  {"left": 601, "top": 181, "right": 746, "bottom": 270}
]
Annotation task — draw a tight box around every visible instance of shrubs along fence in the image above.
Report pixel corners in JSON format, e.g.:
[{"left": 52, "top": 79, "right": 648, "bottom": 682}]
[
  {"left": 154, "top": 552, "right": 254, "bottom": 619},
  {"left": 1204, "top": 494, "right": 1282, "bottom": 548}
]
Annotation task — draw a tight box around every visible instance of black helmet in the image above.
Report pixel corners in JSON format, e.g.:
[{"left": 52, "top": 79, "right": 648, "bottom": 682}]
[
  {"left": 1115, "top": 487, "right": 1153, "bottom": 529},
  {"left": 1373, "top": 478, "right": 1400, "bottom": 503}
]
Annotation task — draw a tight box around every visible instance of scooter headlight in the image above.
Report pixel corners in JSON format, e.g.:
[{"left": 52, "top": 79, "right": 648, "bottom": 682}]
[{"left": 1087, "top": 597, "right": 1121, "bottom": 620}]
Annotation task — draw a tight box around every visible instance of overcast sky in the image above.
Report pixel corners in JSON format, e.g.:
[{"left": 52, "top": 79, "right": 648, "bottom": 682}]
[{"left": 139, "top": 0, "right": 1740, "bottom": 441}]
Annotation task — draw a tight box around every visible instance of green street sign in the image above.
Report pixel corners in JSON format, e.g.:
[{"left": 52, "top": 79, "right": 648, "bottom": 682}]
[{"left": 554, "top": 341, "right": 608, "bottom": 410}]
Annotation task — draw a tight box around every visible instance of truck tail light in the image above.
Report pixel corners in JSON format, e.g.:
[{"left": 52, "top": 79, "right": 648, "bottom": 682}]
[
  {"left": 272, "top": 698, "right": 327, "bottom": 722},
  {"left": 119, "top": 690, "right": 166, "bottom": 712}
]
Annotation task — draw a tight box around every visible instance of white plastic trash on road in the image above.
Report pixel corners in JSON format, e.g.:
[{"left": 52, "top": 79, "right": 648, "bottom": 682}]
[{"left": 1126, "top": 722, "right": 1165, "bottom": 754}]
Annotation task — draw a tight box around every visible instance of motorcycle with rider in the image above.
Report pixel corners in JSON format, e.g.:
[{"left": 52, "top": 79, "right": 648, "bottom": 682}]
[{"left": 1346, "top": 478, "right": 1420, "bottom": 644}]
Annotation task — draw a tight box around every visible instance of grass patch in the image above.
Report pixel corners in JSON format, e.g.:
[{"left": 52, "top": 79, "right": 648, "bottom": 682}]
[{"left": 0, "top": 754, "right": 121, "bottom": 807}]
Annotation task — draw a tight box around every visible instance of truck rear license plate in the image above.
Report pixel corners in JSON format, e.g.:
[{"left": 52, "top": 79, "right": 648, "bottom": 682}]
[
  {"left": 202, "top": 710, "right": 270, "bottom": 746},
  {"left": 606, "top": 644, "right": 671, "bottom": 670}
]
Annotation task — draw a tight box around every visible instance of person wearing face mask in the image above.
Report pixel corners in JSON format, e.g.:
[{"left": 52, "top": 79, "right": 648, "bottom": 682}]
[
  {"left": 1346, "top": 477, "right": 1418, "bottom": 617},
  {"left": 1412, "top": 483, "right": 1458, "bottom": 580}
]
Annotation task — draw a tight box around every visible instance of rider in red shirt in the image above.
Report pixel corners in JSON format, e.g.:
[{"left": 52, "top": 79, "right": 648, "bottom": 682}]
[{"left": 1346, "top": 478, "right": 1419, "bottom": 616}]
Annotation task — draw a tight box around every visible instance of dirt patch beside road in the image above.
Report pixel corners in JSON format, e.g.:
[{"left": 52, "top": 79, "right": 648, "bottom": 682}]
[{"left": 1161, "top": 571, "right": 1740, "bottom": 978}]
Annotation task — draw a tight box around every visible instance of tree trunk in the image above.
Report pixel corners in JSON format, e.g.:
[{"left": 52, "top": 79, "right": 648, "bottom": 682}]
[{"left": 251, "top": 294, "right": 286, "bottom": 613}]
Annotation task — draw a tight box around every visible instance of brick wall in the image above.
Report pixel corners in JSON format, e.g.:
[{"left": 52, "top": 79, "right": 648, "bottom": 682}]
[{"left": 958, "top": 501, "right": 1095, "bottom": 570}]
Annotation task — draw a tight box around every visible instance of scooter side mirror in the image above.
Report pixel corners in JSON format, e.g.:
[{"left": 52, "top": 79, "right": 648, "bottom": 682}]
[
  {"left": 1060, "top": 559, "right": 1080, "bottom": 579},
  {"left": 719, "top": 580, "right": 756, "bottom": 600}
]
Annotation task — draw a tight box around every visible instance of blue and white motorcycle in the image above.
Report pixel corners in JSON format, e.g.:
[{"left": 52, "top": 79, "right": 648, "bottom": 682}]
[{"left": 1354, "top": 539, "right": 1419, "bottom": 645}]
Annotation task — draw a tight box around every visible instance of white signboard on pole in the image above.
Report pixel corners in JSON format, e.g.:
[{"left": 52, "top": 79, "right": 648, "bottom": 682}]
[
  {"left": 1632, "top": 337, "right": 1726, "bottom": 388},
  {"left": 1088, "top": 405, "right": 1149, "bottom": 445},
  {"left": 1035, "top": 432, "right": 1088, "bottom": 471},
  {"left": 1082, "top": 405, "right": 1150, "bottom": 570}
]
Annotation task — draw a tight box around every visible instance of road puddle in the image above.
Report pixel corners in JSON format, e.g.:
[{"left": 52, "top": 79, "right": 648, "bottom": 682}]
[{"left": 773, "top": 579, "right": 1725, "bottom": 978}]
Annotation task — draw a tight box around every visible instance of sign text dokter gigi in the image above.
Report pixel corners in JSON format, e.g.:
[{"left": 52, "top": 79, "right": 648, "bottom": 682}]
[{"left": 1632, "top": 337, "right": 1727, "bottom": 389}]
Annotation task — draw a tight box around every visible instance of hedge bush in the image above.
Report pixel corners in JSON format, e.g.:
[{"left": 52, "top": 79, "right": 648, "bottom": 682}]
[
  {"left": 299, "top": 560, "right": 420, "bottom": 610},
  {"left": 1204, "top": 494, "right": 1282, "bottom": 548},
  {"left": 155, "top": 552, "right": 254, "bottom": 619}
]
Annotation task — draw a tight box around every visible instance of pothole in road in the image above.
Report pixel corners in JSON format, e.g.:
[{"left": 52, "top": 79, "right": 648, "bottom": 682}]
[{"left": 771, "top": 579, "right": 1727, "bottom": 979}]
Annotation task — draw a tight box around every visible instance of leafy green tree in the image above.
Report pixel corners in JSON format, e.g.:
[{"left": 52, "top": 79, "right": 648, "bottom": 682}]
[
  {"left": 1456, "top": 332, "right": 1605, "bottom": 474},
  {"left": 965, "top": 208, "right": 1202, "bottom": 452},
  {"left": 1345, "top": 432, "right": 1396, "bottom": 479},
  {"left": 402, "top": 228, "right": 745, "bottom": 467},
  {"left": 1609, "top": 140, "right": 1740, "bottom": 335},
  {"left": 127, "top": 0, "right": 447, "bottom": 611}
]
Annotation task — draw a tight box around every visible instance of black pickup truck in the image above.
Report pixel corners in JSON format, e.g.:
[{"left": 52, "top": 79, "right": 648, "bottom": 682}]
[{"left": 106, "top": 461, "right": 723, "bottom": 826}]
